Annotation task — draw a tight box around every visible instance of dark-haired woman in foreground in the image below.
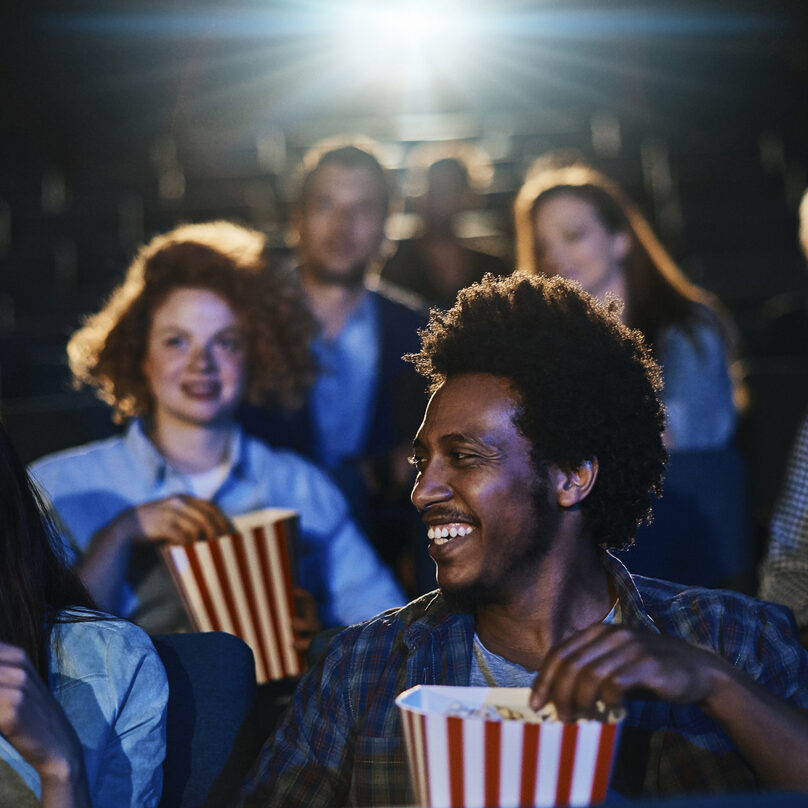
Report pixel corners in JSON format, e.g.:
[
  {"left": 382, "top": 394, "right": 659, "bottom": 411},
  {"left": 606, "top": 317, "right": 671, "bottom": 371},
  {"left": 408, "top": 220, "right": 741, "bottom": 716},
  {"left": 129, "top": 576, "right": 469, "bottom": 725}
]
[{"left": 0, "top": 420, "right": 167, "bottom": 807}]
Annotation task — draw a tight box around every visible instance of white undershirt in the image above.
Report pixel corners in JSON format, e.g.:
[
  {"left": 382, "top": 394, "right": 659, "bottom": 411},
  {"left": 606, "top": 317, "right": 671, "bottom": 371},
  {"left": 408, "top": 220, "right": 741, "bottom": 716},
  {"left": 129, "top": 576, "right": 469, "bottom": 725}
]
[{"left": 181, "top": 430, "right": 239, "bottom": 500}]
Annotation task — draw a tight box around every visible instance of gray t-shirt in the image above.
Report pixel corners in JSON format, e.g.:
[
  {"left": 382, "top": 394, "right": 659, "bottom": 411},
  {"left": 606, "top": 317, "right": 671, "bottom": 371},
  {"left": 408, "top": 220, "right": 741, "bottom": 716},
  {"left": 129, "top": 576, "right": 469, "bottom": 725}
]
[{"left": 469, "top": 600, "right": 620, "bottom": 687}]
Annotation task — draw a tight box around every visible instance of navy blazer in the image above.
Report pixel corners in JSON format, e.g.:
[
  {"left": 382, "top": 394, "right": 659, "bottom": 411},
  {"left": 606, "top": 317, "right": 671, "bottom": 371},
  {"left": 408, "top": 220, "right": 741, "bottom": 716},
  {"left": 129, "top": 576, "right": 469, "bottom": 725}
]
[{"left": 238, "top": 283, "right": 428, "bottom": 469}]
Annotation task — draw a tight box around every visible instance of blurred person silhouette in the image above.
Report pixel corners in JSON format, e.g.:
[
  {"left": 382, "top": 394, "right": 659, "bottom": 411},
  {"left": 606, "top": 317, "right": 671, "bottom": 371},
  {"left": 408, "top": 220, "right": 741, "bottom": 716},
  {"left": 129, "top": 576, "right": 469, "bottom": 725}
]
[
  {"left": 755, "top": 187, "right": 808, "bottom": 359},
  {"left": 0, "top": 418, "right": 167, "bottom": 807},
  {"left": 743, "top": 188, "right": 808, "bottom": 549},
  {"left": 758, "top": 197, "right": 808, "bottom": 642},
  {"left": 759, "top": 408, "right": 808, "bottom": 646},
  {"left": 29, "top": 221, "right": 404, "bottom": 639},
  {"left": 515, "top": 161, "right": 749, "bottom": 588},
  {"left": 238, "top": 140, "right": 430, "bottom": 595},
  {"left": 381, "top": 142, "right": 510, "bottom": 309},
  {"left": 515, "top": 160, "right": 739, "bottom": 451}
]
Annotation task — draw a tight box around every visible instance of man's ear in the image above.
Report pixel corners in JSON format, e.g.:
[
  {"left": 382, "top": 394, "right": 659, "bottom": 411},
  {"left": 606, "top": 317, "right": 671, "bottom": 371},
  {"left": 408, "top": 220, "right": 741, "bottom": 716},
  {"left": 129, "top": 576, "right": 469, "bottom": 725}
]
[{"left": 551, "top": 458, "right": 599, "bottom": 508}]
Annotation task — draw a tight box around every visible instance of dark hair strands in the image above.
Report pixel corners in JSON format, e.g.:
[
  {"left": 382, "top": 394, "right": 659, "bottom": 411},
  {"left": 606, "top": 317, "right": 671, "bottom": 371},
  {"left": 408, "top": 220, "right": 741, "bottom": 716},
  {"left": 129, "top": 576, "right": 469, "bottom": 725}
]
[{"left": 0, "top": 419, "right": 97, "bottom": 681}]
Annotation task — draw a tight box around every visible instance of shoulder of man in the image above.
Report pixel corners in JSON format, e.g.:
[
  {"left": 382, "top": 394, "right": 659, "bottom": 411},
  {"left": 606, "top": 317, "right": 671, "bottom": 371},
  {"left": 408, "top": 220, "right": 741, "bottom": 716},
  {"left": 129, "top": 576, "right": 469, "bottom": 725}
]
[
  {"left": 367, "top": 276, "right": 429, "bottom": 320},
  {"left": 634, "top": 574, "right": 793, "bottom": 630},
  {"left": 321, "top": 589, "right": 457, "bottom": 659},
  {"left": 634, "top": 574, "right": 807, "bottom": 684}
]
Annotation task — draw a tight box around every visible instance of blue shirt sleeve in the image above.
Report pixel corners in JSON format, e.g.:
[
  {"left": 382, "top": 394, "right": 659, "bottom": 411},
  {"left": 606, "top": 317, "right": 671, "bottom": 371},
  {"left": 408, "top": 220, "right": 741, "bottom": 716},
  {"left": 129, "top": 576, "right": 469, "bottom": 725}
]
[
  {"left": 50, "top": 615, "right": 168, "bottom": 808},
  {"left": 325, "top": 516, "right": 407, "bottom": 626},
  {"left": 657, "top": 321, "right": 737, "bottom": 450}
]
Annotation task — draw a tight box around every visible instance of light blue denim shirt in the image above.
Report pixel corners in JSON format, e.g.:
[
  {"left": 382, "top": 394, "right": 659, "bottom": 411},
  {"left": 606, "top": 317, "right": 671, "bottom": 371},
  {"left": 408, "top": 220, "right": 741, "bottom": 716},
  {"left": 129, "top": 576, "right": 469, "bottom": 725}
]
[
  {"left": 29, "top": 421, "right": 405, "bottom": 631},
  {"left": 311, "top": 291, "right": 380, "bottom": 470},
  {"left": 658, "top": 320, "right": 737, "bottom": 450},
  {"left": 0, "top": 611, "right": 167, "bottom": 807}
]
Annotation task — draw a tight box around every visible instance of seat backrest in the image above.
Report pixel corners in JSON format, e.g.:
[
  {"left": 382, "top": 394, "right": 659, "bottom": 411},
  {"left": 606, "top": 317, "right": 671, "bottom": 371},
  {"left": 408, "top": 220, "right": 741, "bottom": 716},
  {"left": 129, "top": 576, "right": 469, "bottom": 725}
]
[
  {"left": 150, "top": 632, "right": 262, "bottom": 808},
  {"left": 617, "top": 445, "right": 753, "bottom": 591}
]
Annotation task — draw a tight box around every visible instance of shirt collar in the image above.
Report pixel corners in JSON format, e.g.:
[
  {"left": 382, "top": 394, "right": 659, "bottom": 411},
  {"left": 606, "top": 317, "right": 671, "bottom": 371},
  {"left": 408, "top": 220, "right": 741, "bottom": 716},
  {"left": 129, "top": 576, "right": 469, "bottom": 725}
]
[
  {"left": 399, "top": 551, "right": 659, "bottom": 656},
  {"left": 123, "top": 419, "right": 169, "bottom": 489},
  {"left": 313, "top": 288, "right": 378, "bottom": 347},
  {"left": 123, "top": 418, "right": 256, "bottom": 490},
  {"left": 228, "top": 427, "right": 256, "bottom": 482},
  {"left": 601, "top": 550, "right": 660, "bottom": 633}
]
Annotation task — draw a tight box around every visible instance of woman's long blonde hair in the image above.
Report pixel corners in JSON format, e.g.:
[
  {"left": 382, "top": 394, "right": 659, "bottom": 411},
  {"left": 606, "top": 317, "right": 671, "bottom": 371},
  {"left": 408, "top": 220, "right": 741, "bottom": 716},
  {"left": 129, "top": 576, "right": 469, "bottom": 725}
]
[{"left": 514, "top": 162, "right": 729, "bottom": 351}]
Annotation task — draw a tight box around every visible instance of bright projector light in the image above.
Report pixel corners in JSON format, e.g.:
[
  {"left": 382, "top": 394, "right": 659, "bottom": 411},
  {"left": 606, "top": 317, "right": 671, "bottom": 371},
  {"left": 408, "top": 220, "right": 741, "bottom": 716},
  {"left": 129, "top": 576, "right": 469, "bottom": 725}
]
[{"left": 334, "top": 0, "right": 474, "bottom": 81}]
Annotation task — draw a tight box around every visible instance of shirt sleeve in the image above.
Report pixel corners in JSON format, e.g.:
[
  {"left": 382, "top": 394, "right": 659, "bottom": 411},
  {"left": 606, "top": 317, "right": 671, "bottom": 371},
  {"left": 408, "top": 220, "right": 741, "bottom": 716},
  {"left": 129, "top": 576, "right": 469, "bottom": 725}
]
[
  {"left": 721, "top": 595, "right": 808, "bottom": 709},
  {"left": 759, "top": 411, "right": 808, "bottom": 628},
  {"left": 237, "top": 630, "right": 356, "bottom": 808},
  {"left": 658, "top": 321, "right": 737, "bottom": 450},
  {"left": 285, "top": 452, "right": 406, "bottom": 627},
  {"left": 101, "top": 625, "right": 168, "bottom": 808},
  {"left": 53, "top": 619, "right": 168, "bottom": 808},
  {"left": 326, "top": 516, "right": 407, "bottom": 626}
]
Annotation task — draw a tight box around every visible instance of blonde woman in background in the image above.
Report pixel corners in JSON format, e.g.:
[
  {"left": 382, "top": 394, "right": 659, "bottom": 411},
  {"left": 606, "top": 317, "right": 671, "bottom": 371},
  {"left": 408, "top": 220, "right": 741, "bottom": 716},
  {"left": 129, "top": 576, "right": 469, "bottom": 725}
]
[{"left": 514, "top": 162, "right": 739, "bottom": 450}]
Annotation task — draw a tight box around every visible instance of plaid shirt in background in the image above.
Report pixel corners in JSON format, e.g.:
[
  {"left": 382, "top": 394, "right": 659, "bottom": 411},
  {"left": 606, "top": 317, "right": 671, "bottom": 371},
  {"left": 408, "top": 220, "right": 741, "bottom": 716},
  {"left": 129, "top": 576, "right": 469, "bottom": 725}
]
[
  {"left": 759, "top": 409, "right": 808, "bottom": 629},
  {"left": 237, "top": 552, "right": 808, "bottom": 807}
]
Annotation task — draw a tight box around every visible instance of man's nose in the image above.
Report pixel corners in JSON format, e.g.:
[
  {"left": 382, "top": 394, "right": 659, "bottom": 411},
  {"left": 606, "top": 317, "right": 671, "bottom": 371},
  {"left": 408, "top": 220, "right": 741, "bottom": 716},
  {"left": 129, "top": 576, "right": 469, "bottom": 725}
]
[
  {"left": 411, "top": 462, "right": 453, "bottom": 511},
  {"left": 330, "top": 207, "right": 354, "bottom": 233}
]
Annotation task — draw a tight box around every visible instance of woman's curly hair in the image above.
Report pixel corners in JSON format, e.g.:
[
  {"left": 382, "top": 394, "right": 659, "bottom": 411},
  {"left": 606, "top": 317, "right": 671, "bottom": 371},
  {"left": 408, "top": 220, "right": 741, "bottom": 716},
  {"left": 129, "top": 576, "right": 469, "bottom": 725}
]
[
  {"left": 407, "top": 272, "right": 667, "bottom": 549},
  {"left": 68, "top": 220, "right": 317, "bottom": 422}
]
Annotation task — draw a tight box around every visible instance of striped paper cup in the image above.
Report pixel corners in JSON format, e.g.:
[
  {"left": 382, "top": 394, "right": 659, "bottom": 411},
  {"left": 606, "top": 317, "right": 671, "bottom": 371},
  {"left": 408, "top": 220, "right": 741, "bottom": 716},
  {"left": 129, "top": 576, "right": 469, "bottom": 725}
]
[
  {"left": 161, "top": 507, "right": 302, "bottom": 683},
  {"left": 396, "top": 685, "right": 622, "bottom": 808}
]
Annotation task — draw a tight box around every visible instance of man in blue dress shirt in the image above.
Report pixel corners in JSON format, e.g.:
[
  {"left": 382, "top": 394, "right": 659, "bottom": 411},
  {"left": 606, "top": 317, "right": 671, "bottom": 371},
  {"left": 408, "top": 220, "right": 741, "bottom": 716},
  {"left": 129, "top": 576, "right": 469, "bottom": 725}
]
[{"left": 240, "top": 143, "right": 429, "bottom": 592}]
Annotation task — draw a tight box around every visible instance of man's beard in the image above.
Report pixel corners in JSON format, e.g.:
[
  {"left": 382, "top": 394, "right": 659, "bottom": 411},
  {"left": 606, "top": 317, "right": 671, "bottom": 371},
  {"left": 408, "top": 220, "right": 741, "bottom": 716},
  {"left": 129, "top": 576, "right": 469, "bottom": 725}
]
[
  {"left": 439, "top": 484, "right": 561, "bottom": 614},
  {"left": 305, "top": 258, "right": 368, "bottom": 288}
]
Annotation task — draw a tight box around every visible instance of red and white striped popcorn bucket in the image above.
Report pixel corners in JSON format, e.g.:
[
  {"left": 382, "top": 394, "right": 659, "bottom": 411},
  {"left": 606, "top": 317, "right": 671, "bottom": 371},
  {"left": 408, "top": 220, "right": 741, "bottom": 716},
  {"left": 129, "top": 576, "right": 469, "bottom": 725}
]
[
  {"left": 396, "top": 685, "right": 623, "bottom": 808},
  {"left": 160, "top": 507, "right": 303, "bottom": 683}
]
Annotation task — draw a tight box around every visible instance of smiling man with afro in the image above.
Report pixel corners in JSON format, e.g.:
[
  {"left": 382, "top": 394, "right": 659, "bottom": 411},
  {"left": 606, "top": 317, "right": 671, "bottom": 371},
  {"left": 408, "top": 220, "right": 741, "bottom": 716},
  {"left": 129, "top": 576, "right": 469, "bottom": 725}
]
[{"left": 239, "top": 271, "right": 808, "bottom": 808}]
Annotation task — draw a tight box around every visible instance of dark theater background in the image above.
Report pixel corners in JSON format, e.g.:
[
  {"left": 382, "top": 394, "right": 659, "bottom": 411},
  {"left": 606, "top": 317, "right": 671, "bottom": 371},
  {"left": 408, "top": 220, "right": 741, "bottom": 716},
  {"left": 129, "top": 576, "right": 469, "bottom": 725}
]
[{"left": 1, "top": 0, "right": 807, "bottom": 577}]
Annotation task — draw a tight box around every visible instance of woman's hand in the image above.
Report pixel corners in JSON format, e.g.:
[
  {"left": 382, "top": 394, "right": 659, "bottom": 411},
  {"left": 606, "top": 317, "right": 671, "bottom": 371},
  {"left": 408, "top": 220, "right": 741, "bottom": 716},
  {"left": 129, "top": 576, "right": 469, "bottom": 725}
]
[
  {"left": 82, "top": 495, "right": 232, "bottom": 612},
  {"left": 0, "top": 642, "right": 91, "bottom": 808},
  {"left": 110, "top": 495, "right": 232, "bottom": 546},
  {"left": 291, "top": 588, "right": 322, "bottom": 654}
]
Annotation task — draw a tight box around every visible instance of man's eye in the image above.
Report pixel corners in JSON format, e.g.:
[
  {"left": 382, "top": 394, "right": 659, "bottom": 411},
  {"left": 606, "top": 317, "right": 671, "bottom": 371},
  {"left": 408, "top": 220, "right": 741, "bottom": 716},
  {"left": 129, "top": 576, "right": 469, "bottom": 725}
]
[
  {"left": 451, "top": 452, "right": 474, "bottom": 462},
  {"left": 164, "top": 336, "right": 185, "bottom": 348},
  {"left": 408, "top": 455, "right": 427, "bottom": 470}
]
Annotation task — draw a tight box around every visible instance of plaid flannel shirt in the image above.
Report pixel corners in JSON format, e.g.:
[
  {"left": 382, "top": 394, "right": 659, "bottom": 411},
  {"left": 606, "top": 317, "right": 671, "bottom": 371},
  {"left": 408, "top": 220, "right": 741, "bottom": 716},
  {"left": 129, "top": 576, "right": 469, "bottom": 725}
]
[
  {"left": 759, "top": 410, "right": 808, "bottom": 629},
  {"left": 238, "top": 552, "right": 808, "bottom": 807}
]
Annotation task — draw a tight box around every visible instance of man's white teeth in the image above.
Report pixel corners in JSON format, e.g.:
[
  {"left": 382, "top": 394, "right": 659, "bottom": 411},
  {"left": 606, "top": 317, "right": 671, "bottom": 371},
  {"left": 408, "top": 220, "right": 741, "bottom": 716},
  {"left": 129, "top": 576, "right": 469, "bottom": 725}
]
[{"left": 427, "top": 525, "right": 473, "bottom": 544}]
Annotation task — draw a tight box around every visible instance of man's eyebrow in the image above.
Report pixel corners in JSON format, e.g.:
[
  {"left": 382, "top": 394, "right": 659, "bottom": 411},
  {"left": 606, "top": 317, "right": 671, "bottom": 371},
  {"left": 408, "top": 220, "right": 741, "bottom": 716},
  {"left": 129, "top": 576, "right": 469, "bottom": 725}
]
[
  {"left": 440, "top": 432, "right": 482, "bottom": 444},
  {"left": 438, "top": 432, "right": 500, "bottom": 455},
  {"left": 412, "top": 432, "right": 495, "bottom": 452}
]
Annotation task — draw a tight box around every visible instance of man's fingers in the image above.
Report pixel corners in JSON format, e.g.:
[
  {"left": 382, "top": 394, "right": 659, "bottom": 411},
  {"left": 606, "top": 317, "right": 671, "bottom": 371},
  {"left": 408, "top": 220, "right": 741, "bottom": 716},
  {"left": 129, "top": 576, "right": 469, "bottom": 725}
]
[
  {"left": 531, "top": 624, "right": 627, "bottom": 711},
  {"left": 534, "top": 630, "right": 640, "bottom": 719},
  {"left": 557, "top": 644, "right": 647, "bottom": 719},
  {"left": 533, "top": 624, "right": 718, "bottom": 717}
]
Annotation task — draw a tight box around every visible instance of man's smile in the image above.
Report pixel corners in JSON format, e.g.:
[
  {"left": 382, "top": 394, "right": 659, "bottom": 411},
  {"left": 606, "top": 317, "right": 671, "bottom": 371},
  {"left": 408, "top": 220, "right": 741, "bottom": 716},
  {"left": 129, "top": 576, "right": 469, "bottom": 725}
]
[{"left": 426, "top": 523, "right": 475, "bottom": 544}]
